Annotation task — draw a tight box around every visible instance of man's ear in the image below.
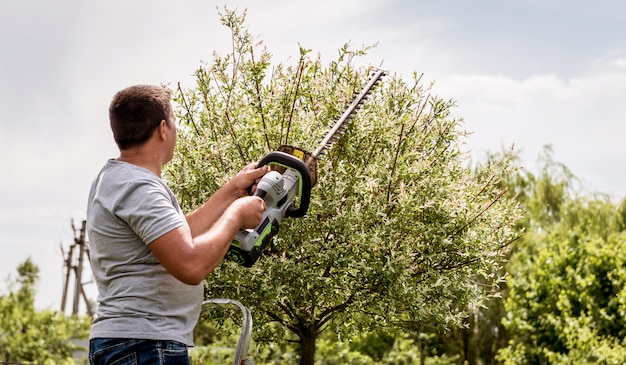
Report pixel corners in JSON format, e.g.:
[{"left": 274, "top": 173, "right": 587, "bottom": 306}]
[{"left": 157, "top": 120, "right": 167, "bottom": 141}]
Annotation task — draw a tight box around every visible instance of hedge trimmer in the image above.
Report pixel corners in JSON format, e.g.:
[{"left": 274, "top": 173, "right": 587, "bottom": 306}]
[{"left": 226, "top": 69, "right": 386, "bottom": 267}]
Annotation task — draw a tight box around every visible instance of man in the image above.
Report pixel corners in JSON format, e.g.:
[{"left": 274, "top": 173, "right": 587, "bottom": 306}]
[{"left": 87, "top": 85, "right": 268, "bottom": 364}]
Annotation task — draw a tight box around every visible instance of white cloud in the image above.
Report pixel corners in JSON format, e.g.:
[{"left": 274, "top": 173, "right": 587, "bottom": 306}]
[
  {"left": 430, "top": 65, "right": 626, "bottom": 197},
  {"left": 610, "top": 58, "right": 626, "bottom": 69}
]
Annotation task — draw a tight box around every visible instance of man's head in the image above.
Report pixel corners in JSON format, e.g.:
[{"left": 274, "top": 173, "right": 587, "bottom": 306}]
[{"left": 109, "top": 85, "right": 174, "bottom": 150}]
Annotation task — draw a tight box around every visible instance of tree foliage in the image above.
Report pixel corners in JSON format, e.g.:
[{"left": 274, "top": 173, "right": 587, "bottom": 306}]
[
  {"left": 498, "top": 147, "right": 626, "bottom": 364},
  {"left": 0, "top": 258, "right": 91, "bottom": 364},
  {"left": 167, "top": 8, "right": 522, "bottom": 364}
]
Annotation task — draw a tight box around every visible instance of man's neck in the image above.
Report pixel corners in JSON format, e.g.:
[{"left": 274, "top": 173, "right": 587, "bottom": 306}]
[{"left": 117, "top": 149, "right": 163, "bottom": 177}]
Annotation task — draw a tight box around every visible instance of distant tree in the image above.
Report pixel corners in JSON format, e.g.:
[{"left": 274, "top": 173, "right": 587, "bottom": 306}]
[
  {"left": 168, "top": 8, "right": 522, "bottom": 365},
  {"left": 498, "top": 148, "right": 626, "bottom": 364},
  {"left": 0, "top": 258, "right": 91, "bottom": 364},
  {"left": 616, "top": 197, "right": 626, "bottom": 232}
]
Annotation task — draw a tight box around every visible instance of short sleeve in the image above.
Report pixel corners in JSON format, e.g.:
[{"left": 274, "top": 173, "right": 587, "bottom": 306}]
[{"left": 115, "top": 178, "right": 187, "bottom": 245}]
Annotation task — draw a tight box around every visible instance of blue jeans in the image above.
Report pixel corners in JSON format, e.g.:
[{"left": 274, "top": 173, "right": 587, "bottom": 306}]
[{"left": 89, "top": 338, "right": 190, "bottom": 365}]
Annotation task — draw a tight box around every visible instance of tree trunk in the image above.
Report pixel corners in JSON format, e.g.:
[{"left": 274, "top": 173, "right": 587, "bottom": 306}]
[
  {"left": 418, "top": 335, "right": 426, "bottom": 365},
  {"left": 299, "top": 327, "right": 317, "bottom": 365}
]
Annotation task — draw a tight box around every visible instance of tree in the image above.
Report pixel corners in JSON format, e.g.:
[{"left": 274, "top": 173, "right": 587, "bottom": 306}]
[
  {"left": 167, "top": 8, "right": 522, "bottom": 365},
  {"left": 498, "top": 148, "right": 626, "bottom": 364},
  {"left": 0, "top": 258, "right": 91, "bottom": 364},
  {"left": 431, "top": 147, "right": 567, "bottom": 365}
]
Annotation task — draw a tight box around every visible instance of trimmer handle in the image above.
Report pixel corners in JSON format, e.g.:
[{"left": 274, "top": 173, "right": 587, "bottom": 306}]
[{"left": 257, "top": 151, "right": 312, "bottom": 218}]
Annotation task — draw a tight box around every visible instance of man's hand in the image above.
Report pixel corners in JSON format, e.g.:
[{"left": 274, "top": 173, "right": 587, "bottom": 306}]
[
  {"left": 229, "top": 195, "right": 266, "bottom": 229},
  {"left": 230, "top": 163, "right": 270, "bottom": 197}
]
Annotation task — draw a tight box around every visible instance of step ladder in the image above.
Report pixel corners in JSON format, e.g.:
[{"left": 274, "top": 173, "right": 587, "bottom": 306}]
[{"left": 201, "top": 299, "right": 254, "bottom": 365}]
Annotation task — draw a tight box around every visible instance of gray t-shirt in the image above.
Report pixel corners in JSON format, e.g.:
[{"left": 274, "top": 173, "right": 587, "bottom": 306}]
[{"left": 86, "top": 159, "right": 203, "bottom": 346}]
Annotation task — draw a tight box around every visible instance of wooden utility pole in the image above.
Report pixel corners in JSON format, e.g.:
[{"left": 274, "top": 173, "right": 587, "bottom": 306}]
[{"left": 60, "top": 219, "right": 93, "bottom": 317}]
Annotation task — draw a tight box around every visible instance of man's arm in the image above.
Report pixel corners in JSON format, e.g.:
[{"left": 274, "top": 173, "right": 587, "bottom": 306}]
[
  {"left": 149, "top": 195, "right": 265, "bottom": 285},
  {"left": 185, "top": 163, "right": 269, "bottom": 237}
]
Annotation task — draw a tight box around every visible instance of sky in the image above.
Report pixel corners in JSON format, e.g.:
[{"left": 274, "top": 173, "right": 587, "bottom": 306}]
[{"left": 1, "top": 0, "right": 625, "bottom": 313}]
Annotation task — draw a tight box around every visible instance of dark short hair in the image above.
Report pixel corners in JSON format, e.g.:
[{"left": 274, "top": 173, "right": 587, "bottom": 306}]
[{"left": 109, "top": 85, "right": 173, "bottom": 150}]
